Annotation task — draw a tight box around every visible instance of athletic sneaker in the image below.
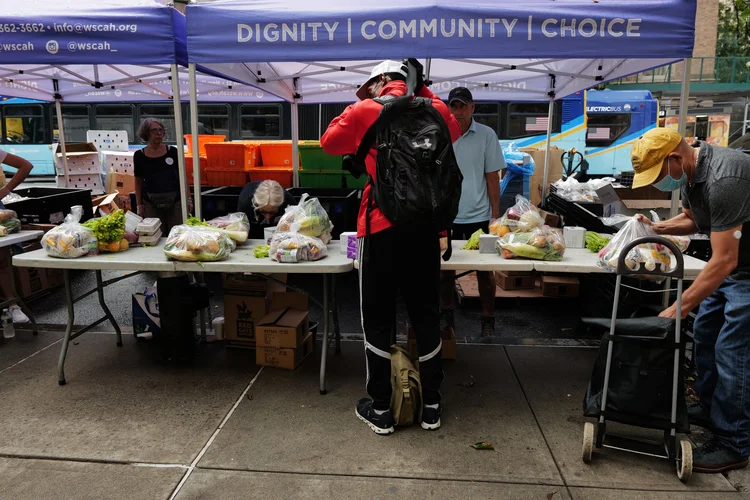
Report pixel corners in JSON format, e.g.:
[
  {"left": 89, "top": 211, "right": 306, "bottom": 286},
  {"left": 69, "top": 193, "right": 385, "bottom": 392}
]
[
  {"left": 9, "top": 305, "right": 29, "bottom": 324},
  {"left": 693, "top": 438, "right": 748, "bottom": 474},
  {"left": 355, "top": 398, "right": 394, "bottom": 435},
  {"left": 421, "top": 404, "right": 442, "bottom": 430}
]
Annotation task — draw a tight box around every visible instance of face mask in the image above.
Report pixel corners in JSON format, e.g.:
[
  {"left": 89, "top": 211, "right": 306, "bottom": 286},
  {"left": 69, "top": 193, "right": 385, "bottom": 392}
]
[{"left": 653, "top": 157, "right": 687, "bottom": 192}]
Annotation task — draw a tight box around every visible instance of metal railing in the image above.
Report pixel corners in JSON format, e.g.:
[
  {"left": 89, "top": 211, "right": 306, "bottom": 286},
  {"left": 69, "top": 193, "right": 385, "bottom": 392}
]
[{"left": 608, "top": 57, "right": 750, "bottom": 86}]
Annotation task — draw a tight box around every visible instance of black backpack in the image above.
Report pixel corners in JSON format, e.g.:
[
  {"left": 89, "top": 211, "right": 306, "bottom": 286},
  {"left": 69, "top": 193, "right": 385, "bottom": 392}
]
[{"left": 344, "top": 94, "right": 463, "bottom": 260}]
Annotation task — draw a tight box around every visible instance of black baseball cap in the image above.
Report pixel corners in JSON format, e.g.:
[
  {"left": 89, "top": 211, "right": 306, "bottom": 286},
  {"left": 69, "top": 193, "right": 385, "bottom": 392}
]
[{"left": 448, "top": 87, "right": 473, "bottom": 105}]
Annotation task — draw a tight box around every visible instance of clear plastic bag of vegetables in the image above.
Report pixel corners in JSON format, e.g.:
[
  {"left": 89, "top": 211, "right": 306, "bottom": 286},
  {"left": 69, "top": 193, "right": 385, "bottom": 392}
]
[
  {"left": 489, "top": 195, "right": 543, "bottom": 236},
  {"left": 269, "top": 231, "right": 328, "bottom": 263},
  {"left": 83, "top": 209, "right": 129, "bottom": 253},
  {"left": 188, "top": 213, "right": 249, "bottom": 243},
  {"left": 597, "top": 217, "right": 690, "bottom": 280},
  {"left": 496, "top": 226, "right": 566, "bottom": 261},
  {"left": 42, "top": 207, "right": 98, "bottom": 259},
  {"left": 276, "top": 194, "right": 333, "bottom": 244},
  {"left": 163, "top": 225, "right": 235, "bottom": 262},
  {"left": 0, "top": 209, "right": 20, "bottom": 234}
]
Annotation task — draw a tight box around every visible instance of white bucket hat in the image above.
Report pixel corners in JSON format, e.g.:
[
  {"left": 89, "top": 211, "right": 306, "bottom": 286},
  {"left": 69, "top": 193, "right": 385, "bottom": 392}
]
[{"left": 355, "top": 60, "right": 408, "bottom": 101}]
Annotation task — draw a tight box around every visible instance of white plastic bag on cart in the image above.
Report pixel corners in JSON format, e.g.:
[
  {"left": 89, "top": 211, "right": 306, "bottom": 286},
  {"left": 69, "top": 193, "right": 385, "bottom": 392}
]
[
  {"left": 42, "top": 206, "right": 98, "bottom": 259},
  {"left": 597, "top": 216, "right": 689, "bottom": 280}
]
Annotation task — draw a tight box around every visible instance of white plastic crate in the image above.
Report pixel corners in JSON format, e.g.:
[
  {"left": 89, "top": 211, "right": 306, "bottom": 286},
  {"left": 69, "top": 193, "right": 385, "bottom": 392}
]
[
  {"left": 56, "top": 173, "right": 104, "bottom": 195},
  {"left": 102, "top": 151, "right": 135, "bottom": 175},
  {"left": 87, "top": 130, "right": 129, "bottom": 153}
]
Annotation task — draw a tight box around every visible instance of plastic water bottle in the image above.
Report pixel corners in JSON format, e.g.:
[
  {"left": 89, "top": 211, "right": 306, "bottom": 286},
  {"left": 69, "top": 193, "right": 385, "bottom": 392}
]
[{"left": 2, "top": 309, "right": 15, "bottom": 339}]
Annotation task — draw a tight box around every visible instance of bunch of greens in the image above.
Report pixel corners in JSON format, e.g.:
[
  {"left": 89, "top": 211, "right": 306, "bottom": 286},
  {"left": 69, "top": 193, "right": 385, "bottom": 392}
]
[
  {"left": 82, "top": 209, "right": 125, "bottom": 243},
  {"left": 585, "top": 232, "right": 611, "bottom": 253},
  {"left": 254, "top": 244, "right": 270, "bottom": 258},
  {"left": 461, "top": 229, "right": 484, "bottom": 250}
]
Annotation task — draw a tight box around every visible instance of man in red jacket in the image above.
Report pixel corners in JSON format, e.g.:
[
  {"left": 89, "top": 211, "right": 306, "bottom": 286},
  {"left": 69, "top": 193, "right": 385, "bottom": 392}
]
[{"left": 321, "top": 60, "right": 460, "bottom": 435}]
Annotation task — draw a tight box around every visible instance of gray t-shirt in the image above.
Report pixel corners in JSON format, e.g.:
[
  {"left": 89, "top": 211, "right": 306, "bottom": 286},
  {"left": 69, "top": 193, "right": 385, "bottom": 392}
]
[{"left": 681, "top": 142, "right": 750, "bottom": 279}]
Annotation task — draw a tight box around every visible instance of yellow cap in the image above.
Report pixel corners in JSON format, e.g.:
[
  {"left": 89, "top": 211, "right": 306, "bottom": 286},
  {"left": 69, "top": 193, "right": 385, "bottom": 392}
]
[{"left": 630, "top": 128, "right": 683, "bottom": 189}]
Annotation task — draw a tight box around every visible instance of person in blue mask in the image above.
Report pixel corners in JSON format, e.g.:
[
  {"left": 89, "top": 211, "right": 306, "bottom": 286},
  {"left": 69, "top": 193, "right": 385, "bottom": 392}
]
[{"left": 630, "top": 127, "right": 750, "bottom": 474}]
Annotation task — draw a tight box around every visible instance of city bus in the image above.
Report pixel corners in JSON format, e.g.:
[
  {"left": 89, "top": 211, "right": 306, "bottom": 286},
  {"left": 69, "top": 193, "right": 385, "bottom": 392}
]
[{"left": 0, "top": 90, "right": 654, "bottom": 178}]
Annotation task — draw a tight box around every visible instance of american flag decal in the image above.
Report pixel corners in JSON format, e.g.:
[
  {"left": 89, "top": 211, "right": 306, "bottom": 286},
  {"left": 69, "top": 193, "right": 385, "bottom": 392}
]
[
  {"left": 526, "top": 117, "right": 549, "bottom": 132},
  {"left": 588, "top": 127, "right": 611, "bottom": 140}
]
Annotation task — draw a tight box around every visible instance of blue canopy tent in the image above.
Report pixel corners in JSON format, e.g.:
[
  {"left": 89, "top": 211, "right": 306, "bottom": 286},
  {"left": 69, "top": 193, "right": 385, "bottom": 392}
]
[
  {"left": 186, "top": 0, "right": 697, "bottom": 203},
  {"left": 0, "top": 0, "right": 268, "bottom": 220}
]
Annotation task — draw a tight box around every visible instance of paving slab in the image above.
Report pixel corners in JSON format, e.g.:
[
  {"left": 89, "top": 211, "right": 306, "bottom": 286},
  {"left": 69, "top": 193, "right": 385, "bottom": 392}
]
[
  {"left": 570, "top": 487, "right": 741, "bottom": 499},
  {"left": 179, "top": 469, "right": 572, "bottom": 500},
  {"left": 0, "top": 333, "right": 258, "bottom": 464},
  {"left": 199, "top": 342, "right": 563, "bottom": 485},
  {"left": 0, "top": 457, "right": 183, "bottom": 500},
  {"left": 0, "top": 330, "right": 63, "bottom": 372},
  {"left": 506, "top": 346, "right": 735, "bottom": 492}
]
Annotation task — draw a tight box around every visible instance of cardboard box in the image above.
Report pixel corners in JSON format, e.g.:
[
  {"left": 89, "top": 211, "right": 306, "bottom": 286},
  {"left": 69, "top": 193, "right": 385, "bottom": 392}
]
[
  {"left": 115, "top": 173, "right": 136, "bottom": 196},
  {"left": 495, "top": 271, "right": 535, "bottom": 291},
  {"left": 256, "top": 332, "right": 314, "bottom": 369},
  {"left": 52, "top": 142, "right": 101, "bottom": 174},
  {"left": 541, "top": 275, "right": 580, "bottom": 297},
  {"left": 223, "top": 273, "right": 288, "bottom": 348},
  {"left": 256, "top": 294, "right": 309, "bottom": 348},
  {"left": 539, "top": 209, "right": 562, "bottom": 228},
  {"left": 563, "top": 226, "right": 586, "bottom": 249},
  {"left": 92, "top": 192, "right": 121, "bottom": 216},
  {"left": 521, "top": 146, "right": 564, "bottom": 206},
  {"left": 15, "top": 266, "right": 49, "bottom": 299},
  {"left": 408, "top": 327, "right": 456, "bottom": 360}
]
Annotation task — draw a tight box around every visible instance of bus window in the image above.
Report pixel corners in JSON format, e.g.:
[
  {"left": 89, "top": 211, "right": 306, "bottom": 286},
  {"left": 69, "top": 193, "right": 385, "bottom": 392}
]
[
  {"left": 240, "top": 105, "right": 281, "bottom": 139},
  {"left": 51, "top": 105, "right": 90, "bottom": 142},
  {"left": 585, "top": 114, "right": 632, "bottom": 147},
  {"left": 95, "top": 105, "right": 135, "bottom": 142},
  {"left": 138, "top": 105, "right": 176, "bottom": 143},
  {"left": 473, "top": 103, "right": 501, "bottom": 136},
  {"left": 507, "top": 103, "right": 561, "bottom": 139},
  {"left": 3, "top": 105, "right": 46, "bottom": 144},
  {"left": 188, "top": 105, "right": 230, "bottom": 138}
]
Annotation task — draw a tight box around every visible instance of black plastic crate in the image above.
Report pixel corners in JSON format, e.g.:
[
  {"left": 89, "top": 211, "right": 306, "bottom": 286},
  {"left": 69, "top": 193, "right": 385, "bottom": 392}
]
[
  {"left": 200, "top": 186, "right": 244, "bottom": 221},
  {"left": 287, "top": 188, "right": 360, "bottom": 239},
  {"left": 5, "top": 187, "right": 93, "bottom": 225}
]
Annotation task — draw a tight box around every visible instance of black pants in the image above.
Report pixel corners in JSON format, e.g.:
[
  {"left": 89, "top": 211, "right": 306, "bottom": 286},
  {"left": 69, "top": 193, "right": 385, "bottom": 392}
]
[{"left": 358, "top": 225, "right": 444, "bottom": 411}]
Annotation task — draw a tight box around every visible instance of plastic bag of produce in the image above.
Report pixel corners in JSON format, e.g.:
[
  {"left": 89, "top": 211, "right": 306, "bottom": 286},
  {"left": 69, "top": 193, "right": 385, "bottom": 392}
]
[
  {"left": 83, "top": 209, "right": 128, "bottom": 252},
  {"left": 0, "top": 209, "right": 20, "bottom": 234},
  {"left": 490, "top": 195, "right": 543, "bottom": 236},
  {"left": 269, "top": 231, "right": 328, "bottom": 263},
  {"left": 597, "top": 217, "right": 689, "bottom": 279},
  {"left": 276, "top": 194, "right": 333, "bottom": 243},
  {"left": 163, "top": 225, "right": 235, "bottom": 262},
  {"left": 42, "top": 207, "right": 98, "bottom": 259},
  {"left": 205, "top": 212, "right": 250, "bottom": 242},
  {"left": 496, "top": 226, "right": 565, "bottom": 261}
]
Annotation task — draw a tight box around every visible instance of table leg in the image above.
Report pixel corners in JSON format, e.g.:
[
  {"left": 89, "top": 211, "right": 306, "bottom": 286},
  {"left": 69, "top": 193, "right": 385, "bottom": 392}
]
[
  {"left": 320, "top": 273, "right": 330, "bottom": 395},
  {"left": 6, "top": 248, "right": 37, "bottom": 335},
  {"left": 58, "top": 270, "right": 74, "bottom": 385},
  {"left": 96, "top": 271, "right": 122, "bottom": 347},
  {"left": 332, "top": 275, "right": 341, "bottom": 354}
]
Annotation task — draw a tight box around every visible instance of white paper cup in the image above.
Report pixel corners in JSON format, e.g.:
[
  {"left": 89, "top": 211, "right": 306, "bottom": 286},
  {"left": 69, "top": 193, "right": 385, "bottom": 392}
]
[{"left": 212, "top": 317, "right": 225, "bottom": 341}]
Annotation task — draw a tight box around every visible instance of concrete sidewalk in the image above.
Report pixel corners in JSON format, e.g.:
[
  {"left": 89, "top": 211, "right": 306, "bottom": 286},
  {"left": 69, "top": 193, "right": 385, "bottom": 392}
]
[{"left": 0, "top": 331, "right": 746, "bottom": 499}]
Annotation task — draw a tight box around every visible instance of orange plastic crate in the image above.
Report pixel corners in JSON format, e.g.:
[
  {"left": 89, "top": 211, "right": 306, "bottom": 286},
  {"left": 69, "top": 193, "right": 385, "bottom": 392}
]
[
  {"left": 184, "top": 134, "right": 226, "bottom": 157},
  {"left": 258, "top": 141, "right": 297, "bottom": 167},
  {"left": 247, "top": 166, "right": 293, "bottom": 188},
  {"left": 205, "top": 143, "right": 258, "bottom": 171},
  {"left": 206, "top": 170, "right": 248, "bottom": 187},
  {"left": 185, "top": 155, "right": 207, "bottom": 186}
]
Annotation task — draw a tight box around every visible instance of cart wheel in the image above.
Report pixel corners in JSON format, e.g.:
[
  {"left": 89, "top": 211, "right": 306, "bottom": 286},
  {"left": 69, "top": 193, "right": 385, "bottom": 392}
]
[
  {"left": 677, "top": 439, "right": 693, "bottom": 483},
  {"left": 582, "top": 422, "right": 596, "bottom": 463}
]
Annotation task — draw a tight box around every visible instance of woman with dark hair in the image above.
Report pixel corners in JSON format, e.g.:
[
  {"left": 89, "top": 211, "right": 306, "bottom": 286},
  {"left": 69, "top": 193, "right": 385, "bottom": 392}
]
[{"left": 133, "top": 118, "right": 192, "bottom": 234}]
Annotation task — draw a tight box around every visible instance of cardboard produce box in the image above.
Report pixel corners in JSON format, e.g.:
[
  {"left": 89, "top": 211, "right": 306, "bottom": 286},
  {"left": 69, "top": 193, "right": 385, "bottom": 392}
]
[
  {"left": 256, "top": 293, "right": 309, "bottom": 348},
  {"left": 541, "top": 275, "right": 580, "bottom": 297},
  {"left": 521, "top": 146, "right": 564, "bottom": 207},
  {"left": 256, "top": 332, "right": 314, "bottom": 370},
  {"left": 115, "top": 173, "right": 136, "bottom": 196},
  {"left": 223, "top": 273, "right": 287, "bottom": 349},
  {"left": 495, "top": 271, "right": 535, "bottom": 291}
]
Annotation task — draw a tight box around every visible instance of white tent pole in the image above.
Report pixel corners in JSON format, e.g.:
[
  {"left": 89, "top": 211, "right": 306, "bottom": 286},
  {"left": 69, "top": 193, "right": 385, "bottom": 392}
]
[
  {"left": 291, "top": 100, "right": 300, "bottom": 188},
  {"left": 53, "top": 87, "right": 69, "bottom": 188},
  {"left": 170, "top": 64, "right": 189, "bottom": 223},
  {"left": 189, "top": 63, "right": 202, "bottom": 220},
  {"left": 541, "top": 76, "right": 555, "bottom": 208},
  {"left": 672, "top": 58, "right": 692, "bottom": 218}
]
